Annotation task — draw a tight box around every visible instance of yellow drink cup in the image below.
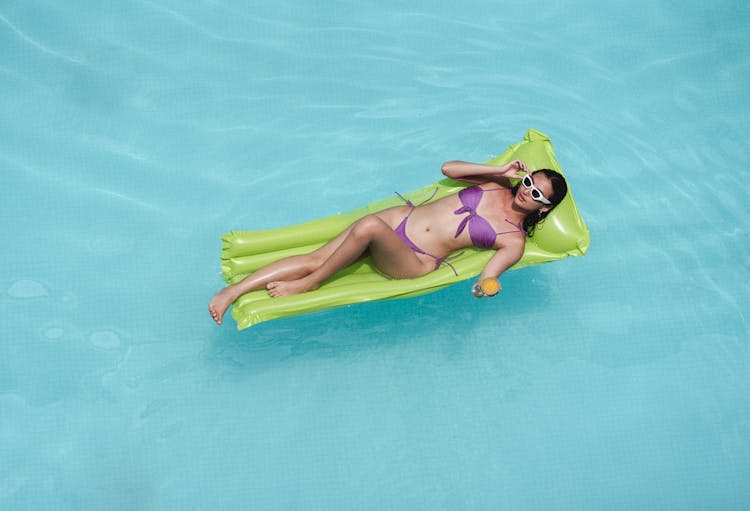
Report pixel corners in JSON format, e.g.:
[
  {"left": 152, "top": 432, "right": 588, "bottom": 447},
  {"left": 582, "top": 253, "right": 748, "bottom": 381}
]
[{"left": 480, "top": 278, "right": 500, "bottom": 297}]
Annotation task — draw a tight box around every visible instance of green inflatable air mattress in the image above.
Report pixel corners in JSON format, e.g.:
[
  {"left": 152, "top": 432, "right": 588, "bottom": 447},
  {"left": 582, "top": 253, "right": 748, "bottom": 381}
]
[{"left": 221, "top": 129, "right": 589, "bottom": 329}]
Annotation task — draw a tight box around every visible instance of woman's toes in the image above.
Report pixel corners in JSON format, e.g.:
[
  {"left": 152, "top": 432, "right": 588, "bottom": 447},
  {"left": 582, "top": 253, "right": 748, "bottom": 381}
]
[{"left": 208, "top": 296, "right": 229, "bottom": 325}]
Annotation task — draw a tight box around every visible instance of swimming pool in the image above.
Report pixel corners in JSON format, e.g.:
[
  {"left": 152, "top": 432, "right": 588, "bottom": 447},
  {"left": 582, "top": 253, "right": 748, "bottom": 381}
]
[{"left": 2, "top": 0, "right": 749, "bottom": 509}]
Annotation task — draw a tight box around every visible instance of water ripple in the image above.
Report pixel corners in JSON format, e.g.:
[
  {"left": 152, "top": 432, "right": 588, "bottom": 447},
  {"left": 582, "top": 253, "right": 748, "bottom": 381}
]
[
  {"left": 79, "top": 134, "right": 149, "bottom": 162},
  {"left": 138, "top": 0, "right": 283, "bottom": 49},
  {"left": 87, "top": 187, "right": 160, "bottom": 213},
  {"left": 7, "top": 279, "right": 49, "bottom": 299},
  {"left": 0, "top": 13, "right": 83, "bottom": 64}
]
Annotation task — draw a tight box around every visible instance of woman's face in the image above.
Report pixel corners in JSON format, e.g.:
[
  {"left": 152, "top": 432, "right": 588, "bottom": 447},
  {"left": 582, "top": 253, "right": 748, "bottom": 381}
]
[{"left": 514, "top": 172, "right": 553, "bottom": 212}]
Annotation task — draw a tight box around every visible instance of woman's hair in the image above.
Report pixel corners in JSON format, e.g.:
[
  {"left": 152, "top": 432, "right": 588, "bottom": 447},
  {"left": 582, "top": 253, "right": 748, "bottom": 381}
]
[{"left": 512, "top": 169, "right": 568, "bottom": 236}]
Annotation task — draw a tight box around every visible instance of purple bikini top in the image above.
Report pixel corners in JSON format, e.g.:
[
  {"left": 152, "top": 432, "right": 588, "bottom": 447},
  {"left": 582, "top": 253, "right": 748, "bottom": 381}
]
[{"left": 454, "top": 186, "right": 526, "bottom": 249}]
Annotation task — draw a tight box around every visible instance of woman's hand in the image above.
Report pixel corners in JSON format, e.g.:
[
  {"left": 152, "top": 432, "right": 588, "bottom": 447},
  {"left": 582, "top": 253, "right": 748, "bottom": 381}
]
[{"left": 499, "top": 160, "right": 528, "bottom": 179}]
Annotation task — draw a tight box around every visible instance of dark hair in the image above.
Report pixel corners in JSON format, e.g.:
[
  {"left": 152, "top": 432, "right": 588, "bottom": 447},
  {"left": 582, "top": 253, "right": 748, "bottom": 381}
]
[{"left": 512, "top": 168, "right": 568, "bottom": 236}]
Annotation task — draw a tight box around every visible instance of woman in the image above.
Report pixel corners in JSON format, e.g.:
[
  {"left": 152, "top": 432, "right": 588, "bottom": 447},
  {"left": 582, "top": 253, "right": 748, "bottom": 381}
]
[{"left": 209, "top": 159, "right": 567, "bottom": 325}]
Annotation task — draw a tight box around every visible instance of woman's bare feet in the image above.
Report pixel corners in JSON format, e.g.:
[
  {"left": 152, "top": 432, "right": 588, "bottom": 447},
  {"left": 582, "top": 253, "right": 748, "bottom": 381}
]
[
  {"left": 266, "top": 278, "right": 319, "bottom": 297},
  {"left": 208, "top": 287, "right": 236, "bottom": 325}
]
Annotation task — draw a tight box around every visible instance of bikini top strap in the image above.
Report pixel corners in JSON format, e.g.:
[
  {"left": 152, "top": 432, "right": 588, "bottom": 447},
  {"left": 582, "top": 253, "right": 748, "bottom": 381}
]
[{"left": 496, "top": 218, "right": 527, "bottom": 236}]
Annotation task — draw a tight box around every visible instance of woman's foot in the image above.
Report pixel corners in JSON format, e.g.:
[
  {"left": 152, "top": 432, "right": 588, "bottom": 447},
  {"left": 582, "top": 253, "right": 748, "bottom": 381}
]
[
  {"left": 266, "top": 278, "right": 319, "bottom": 297},
  {"left": 208, "top": 287, "right": 236, "bottom": 325}
]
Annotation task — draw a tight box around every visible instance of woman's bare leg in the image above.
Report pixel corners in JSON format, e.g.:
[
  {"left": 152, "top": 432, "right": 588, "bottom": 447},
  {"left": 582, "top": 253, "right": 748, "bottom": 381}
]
[
  {"left": 267, "top": 214, "right": 432, "bottom": 297},
  {"left": 208, "top": 224, "right": 358, "bottom": 324}
]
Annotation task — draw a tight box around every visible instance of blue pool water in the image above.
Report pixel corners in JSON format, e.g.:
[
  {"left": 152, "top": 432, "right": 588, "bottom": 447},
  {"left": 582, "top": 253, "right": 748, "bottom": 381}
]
[{"left": 2, "top": 1, "right": 749, "bottom": 509}]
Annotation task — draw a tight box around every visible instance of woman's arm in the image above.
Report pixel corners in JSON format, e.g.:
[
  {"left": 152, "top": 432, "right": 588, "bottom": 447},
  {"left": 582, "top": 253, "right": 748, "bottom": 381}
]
[
  {"left": 442, "top": 159, "right": 528, "bottom": 187},
  {"left": 471, "top": 236, "right": 525, "bottom": 298}
]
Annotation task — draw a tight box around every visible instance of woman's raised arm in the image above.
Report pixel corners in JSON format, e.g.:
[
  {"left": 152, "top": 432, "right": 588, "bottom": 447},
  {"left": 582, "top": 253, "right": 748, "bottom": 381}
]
[{"left": 441, "top": 159, "right": 528, "bottom": 186}]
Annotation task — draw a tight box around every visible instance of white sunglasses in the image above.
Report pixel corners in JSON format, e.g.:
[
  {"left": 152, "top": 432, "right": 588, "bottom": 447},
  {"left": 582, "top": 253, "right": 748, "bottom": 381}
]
[{"left": 521, "top": 173, "right": 551, "bottom": 205}]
